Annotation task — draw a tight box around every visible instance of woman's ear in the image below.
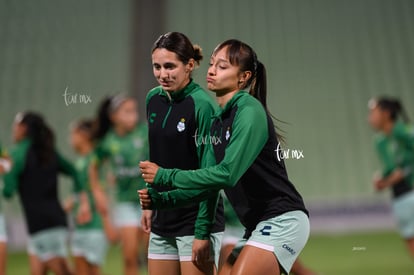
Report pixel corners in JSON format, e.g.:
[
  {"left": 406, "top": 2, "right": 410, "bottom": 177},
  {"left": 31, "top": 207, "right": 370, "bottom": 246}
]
[
  {"left": 238, "top": 71, "right": 252, "bottom": 87},
  {"left": 186, "top": 58, "right": 195, "bottom": 73}
]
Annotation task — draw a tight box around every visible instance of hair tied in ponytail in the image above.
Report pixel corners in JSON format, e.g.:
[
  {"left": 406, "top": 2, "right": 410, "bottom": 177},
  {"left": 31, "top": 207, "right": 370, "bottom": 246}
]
[{"left": 252, "top": 51, "right": 258, "bottom": 76}]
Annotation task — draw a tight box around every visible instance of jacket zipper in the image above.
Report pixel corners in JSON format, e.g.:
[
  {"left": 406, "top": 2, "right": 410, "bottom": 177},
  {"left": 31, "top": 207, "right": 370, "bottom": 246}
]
[
  {"left": 162, "top": 92, "right": 173, "bottom": 129},
  {"left": 162, "top": 105, "right": 172, "bottom": 129}
]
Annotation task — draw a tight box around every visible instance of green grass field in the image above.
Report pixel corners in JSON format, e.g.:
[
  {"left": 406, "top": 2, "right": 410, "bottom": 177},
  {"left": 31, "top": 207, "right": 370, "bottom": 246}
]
[
  {"left": 5, "top": 231, "right": 413, "bottom": 274},
  {"left": 300, "top": 231, "right": 413, "bottom": 275}
]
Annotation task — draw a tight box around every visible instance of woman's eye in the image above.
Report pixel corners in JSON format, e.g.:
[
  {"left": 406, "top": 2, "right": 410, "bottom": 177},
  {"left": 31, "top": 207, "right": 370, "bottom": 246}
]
[{"left": 164, "top": 63, "right": 176, "bottom": 70}]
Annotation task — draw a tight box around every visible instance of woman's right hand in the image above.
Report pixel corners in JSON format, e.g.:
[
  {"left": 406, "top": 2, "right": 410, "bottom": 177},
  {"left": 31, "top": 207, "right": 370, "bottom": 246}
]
[
  {"left": 141, "top": 209, "right": 153, "bottom": 233},
  {"left": 139, "top": 161, "right": 160, "bottom": 184}
]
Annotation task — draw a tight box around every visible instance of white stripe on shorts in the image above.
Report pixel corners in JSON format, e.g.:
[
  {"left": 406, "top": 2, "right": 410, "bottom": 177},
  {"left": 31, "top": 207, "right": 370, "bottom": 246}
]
[
  {"left": 38, "top": 253, "right": 55, "bottom": 262},
  {"left": 246, "top": 240, "right": 274, "bottom": 252},
  {"left": 148, "top": 253, "right": 179, "bottom": 260},
  {"left": 179, "top": 255, "right": 214, "bottom": 262},
  {"left": 179, "top": 255, "right": 192, "bottom": 262}
]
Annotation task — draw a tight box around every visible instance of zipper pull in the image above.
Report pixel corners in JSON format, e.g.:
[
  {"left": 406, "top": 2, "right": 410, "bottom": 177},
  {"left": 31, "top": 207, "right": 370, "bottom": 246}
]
[{"left": 166, "top": 91, "right": 172, "bottom": 102}]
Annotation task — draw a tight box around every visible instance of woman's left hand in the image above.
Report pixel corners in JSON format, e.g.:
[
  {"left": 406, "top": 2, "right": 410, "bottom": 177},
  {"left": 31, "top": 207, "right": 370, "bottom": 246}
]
[
  {"left": 373, "top": 178, "right": 388, "bottom": 191},
  {"left": 373, "top": 169, "right": 404, "bottom": 191},
  {"left": 192, "top": 239, "right": 211, "bottom": 268},
  {"left": 138, "top": 189, "right": 152, "bottom": 209},
  {"left": 139, "top": 161, "right": 160, "bottom": 184}
]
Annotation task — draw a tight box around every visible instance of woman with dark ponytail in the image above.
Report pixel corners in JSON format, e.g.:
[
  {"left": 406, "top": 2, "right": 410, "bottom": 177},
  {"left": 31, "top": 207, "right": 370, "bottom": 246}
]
[
  {"left": 142, "top": 32, "right": 225, "bottom": 275},
  {"left": 3, "top": 112, "right": 90, "bottom": 275},
  {"left": 139, "top": 39, "right": 310, "bottom": 275},
  {"left": 368, "top": 97, "right": 414, "bottom": 258}
]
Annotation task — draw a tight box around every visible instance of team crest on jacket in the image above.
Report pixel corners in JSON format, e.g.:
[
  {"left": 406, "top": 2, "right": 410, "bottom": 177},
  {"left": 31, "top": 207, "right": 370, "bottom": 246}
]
[
  {"left": 225, "top": 127, "right": 231, "bottom": 140},
  {"left": 177, "top": 118, "right": 186, "bottom": 132}
]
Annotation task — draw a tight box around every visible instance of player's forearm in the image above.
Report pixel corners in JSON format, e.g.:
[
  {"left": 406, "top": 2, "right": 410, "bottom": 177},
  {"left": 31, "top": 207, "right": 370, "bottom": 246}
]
[
  {"left": 155, "top": 110, "right": 268, "bottom": 191},
  {"left": 384, "top": 168, "right": 405, "bottom": 187},
  {"left": 89, "top": 163, "right": 103, "bottom": 192},
  {"left": 155, "top": 166, "right": 232, "bottom": 190},
  {"left": 78, "top": 191, "right": 89, "bottom": 207}
]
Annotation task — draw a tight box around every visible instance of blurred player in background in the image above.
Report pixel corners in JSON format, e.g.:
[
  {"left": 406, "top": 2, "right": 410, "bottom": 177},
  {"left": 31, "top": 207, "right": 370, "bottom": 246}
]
[
  {"left": 0, "top": 141, "right": 10, "bottom": 275},
  {"left": 218, "top": 193, "right": 243, "bottom": 270},
  {"left": 2, "top": 112, "right": 91, "bottom": 275},
  {"left": 90, "top": 95, "right": 148, "bottom": 275},
  {"left": 368, "top": 97, "right": 414, "bottom": 258},
  {"left": 64, "top": 119, "right": 118, "bottom": 275}
]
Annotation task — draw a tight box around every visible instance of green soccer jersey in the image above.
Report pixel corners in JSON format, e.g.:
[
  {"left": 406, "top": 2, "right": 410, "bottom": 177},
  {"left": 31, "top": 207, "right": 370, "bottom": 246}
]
[
  {"left": 375, "top": 121, "right": 414, "bottom": 197},
  {"left": 95, "top": 123, "right": 148, "bottom": 202},
  {"left": 222, "top": 192, "right": 241, "bottom": 228},
  {"left": 74, "top": 153, "right": 102, "bottom": 230}
]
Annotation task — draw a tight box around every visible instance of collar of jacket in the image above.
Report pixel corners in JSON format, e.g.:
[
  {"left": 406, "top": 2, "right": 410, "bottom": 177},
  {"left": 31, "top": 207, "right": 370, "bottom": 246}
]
[
  {"left": 213, "top": 90, "right": 248, "bottom": 119},
  {"left": 158, "top": 79, "right": 197, "bottom": 102}
]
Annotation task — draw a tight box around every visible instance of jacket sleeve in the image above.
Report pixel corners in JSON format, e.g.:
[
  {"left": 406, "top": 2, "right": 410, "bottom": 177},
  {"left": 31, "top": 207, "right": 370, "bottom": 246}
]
[
  {"left": 148, "top": 186, "right": 219, "bottom": 209},
  {"left": 3, "top": 143, "right": 28, "bottom": 198},
  {"left": 194, "top": 96, "right": 221, "bottom": 239},
  {"left": 393, "top": 123, "right": 414, "bottom": 178},
  {"left": 154, "top": 103, "right": 268, "bottom": 190},
  {"left": 57, "top": 152, "right": 84, "bottom": 193}
]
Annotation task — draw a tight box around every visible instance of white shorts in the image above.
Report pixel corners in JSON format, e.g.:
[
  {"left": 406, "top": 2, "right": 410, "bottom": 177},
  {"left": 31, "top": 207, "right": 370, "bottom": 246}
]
[
  {"left": 148, "top": 232, "right": 223, "bottom": 268},
  {"left": 71, "top": 229, "right": 108, "bottom": 266},
  {"left": 231, "top": 211, "right": 309, "bottom": 274},
  {"left": 27, "top": 227, "right": 68, "bottom": 262},
  {"left": 113, "top": 202, "right": 142, "bottom": 228},
  {"left": 392, "top": 191, "right": 414, "bottom": 239},
  {"left": 0, "top": 215, "right": 7, "bottom": 243}
]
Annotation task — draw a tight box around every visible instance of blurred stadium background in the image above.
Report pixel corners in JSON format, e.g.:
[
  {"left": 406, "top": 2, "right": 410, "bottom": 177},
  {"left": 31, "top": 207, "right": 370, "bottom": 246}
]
[{"left": 0, "top": 0, "right": 414, "bottom": 273}]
